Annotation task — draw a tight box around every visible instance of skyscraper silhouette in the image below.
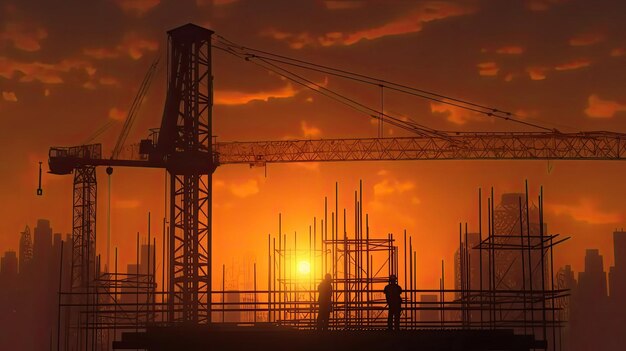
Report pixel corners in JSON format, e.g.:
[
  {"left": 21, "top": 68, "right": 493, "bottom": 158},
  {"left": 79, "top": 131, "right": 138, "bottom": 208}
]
[
  {"left": 571, "top": 249, "right": 609, "bottom": 351},
  {"left": 578, "top": 249, "right": 607, "bottom": 300},
  {"left": 609, "top": 230, "right": 626, "bottom": 300},
  {"left": 0, "top": 251, "right": 18, "bottom": 278},
  {"left": 18, "top": 226, "right": 33, "bottom": 276},
  {"left": 33, "top": 219, "right": 52, "bottom": 270}
]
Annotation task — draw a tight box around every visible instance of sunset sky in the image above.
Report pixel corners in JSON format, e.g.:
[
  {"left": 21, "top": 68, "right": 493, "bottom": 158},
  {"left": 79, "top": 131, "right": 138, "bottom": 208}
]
[{"left": 1, "top": 0, "right": 625, "bottom": 290}]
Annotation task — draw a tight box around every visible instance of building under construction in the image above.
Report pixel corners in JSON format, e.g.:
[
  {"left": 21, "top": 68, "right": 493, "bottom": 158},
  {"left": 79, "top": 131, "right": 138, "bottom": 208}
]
[
  {"left": 53, "top": 180, "right": 567, "bottom": 351},
  {"left": 46, "top": 23, "right": 625, "bottom": 351}
]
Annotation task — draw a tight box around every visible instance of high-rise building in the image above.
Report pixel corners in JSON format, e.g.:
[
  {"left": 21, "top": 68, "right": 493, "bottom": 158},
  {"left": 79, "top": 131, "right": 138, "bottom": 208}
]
[
  {"left": 578, "top": 249, "right": 607, "bottom": 300},
  {"left": 19, "top": 225, "right": 33, "bottom": 275},
  {"left": 1, "top": 251, "right": 18, "bottom": 278},
  {"left": 33, "top": 219, "right": 52, "bottom": 267},
  {"left": 609, "top": 231, "right": 626, "bottom": 301},
  {"left": 614, "top": 230, "right": 626, "bottom": 268},
  {"left": 570, "top": 249, "right": 611, "bottom": 351}
]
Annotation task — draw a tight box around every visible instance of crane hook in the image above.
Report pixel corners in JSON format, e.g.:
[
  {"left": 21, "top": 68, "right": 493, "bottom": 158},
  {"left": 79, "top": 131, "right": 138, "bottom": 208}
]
[{"left": 36, "top": 161, "right": 43, "bottom": 196}]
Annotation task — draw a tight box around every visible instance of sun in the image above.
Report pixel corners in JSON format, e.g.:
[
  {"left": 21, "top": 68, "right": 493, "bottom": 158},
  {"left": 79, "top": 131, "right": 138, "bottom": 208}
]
[{"left": 297, "top": 260, "right": 311, "bottom": 276}]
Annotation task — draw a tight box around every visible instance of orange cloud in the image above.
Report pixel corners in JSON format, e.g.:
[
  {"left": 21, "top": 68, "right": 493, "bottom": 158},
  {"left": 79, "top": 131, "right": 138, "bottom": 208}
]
[
  {"left": 324, "top": 1, "right": 363, "bottom": 10},
  {"left": 0, "top": 22, "right": 48, "bottom": 52},
  {"left": 526, "top": 0, "right": 568, "bottom": 12},
  {"left": 301, "top": 121, "right": 321, "bottom": 138},
  {"left": 611, "top": 48, "right": 625, "bottom": 57},
  {"left": 526, "top": 66, "right": 549, "bottom": 80},
  {"left": 514, "top": 109, "right": 539, "bottom": 119},
  {"left": 229, "top": 179, "right": 259, "bottom": 198},
  {"left": 326, "top": 2, "right": 474, "bottom": 46},
  {"left": 119, "top": 33, "right": 159, "bottom": 60},
  {"left": 584, "top": 94, "right": 626, "bottom": 118},
  {"left": 373, "top": 179, "right": 415, "bottom": 197},
  {"left": 114, "top": 0, "right": 160, "bottom": 16},
  {"left": 0, "top": 57, "right": 96, "bottom": 84},
  {"left": 569, "top": 32, "right": 605, "bottom": 46},
  {"left": 108, "top": 107, "right": 127, "bottom": 121},
  {"left": 477, "top": 61, "right": 499, "bottom": 76},
  {"left": 368, "top": 173, "right": 420, "bottom": 227},
  {"left": 82, "top": 81, "right": 96, "bottom": 90},
  {"left": 554, "top": 58, "right": 591, "bottom": 71},
  {"left": 549, "top": 199, "right": 622, "bottom": 224},
  {"left": 84, "top": 33, "right": 158, "bottom": 60},
  {"left": 430, "top": 101, "right": 485, "bottom": 125},
  {"left": 2, "top": 91, "right": 17, "bottom": 102},
  {"left": 495, "top": 45, "right": 524, "bottom": 55},
  {"left": 263, "top": 1, "right": 474, "bottom": 48},
  {"left": 99, "top": 76, "right": 120, "bottom": 85},
  {"left": 261, "top": 29, "right": 315, "bottom": 50},
  {"left": 215, "top": 83, "right": 297, "bottom": 105},
  {"left": 83, "top": 47, "right": 119, "bottom": 59}
]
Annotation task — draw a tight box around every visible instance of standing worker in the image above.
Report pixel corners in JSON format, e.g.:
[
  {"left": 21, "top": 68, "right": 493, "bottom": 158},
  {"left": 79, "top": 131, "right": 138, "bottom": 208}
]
[
  {"left": 384, "top": 274, "right": 403, "bottom": 331},
  {"left": 317, "top": 273, "right": 333, "bottom": 330}
]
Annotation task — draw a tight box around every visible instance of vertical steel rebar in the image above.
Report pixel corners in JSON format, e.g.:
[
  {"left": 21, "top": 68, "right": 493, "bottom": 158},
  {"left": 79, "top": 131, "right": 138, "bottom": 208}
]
[
  {"left": 478, "top": 188, "right": 483, "bottom": 328},
  {"left": 519, "top": 196, "right": 527, "bottom": 333}
]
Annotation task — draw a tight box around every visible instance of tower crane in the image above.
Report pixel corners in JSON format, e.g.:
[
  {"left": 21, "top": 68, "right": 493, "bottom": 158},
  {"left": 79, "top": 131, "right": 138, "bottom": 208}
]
[{"left": 47, "top": 24, "right": 626, "bottom": 326}]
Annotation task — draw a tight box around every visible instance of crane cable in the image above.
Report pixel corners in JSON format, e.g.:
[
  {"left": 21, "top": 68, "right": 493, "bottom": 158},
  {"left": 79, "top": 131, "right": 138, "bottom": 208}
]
[
  {"left": 213, "top": 40, "right": 451, "bottom": 140},
  {"left": 214, "top": 43, "right": 442, "bottom": 139},
  {"left": 111, "top": 55, "right": 160, "bottom": 160},
  {"left": 214, "top": 35, "right": 556, "bottom": 133}
]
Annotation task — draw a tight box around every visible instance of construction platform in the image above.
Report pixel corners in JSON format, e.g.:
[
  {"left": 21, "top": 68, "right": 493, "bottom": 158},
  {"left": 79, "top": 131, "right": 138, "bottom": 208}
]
[{"left": 113, "top": 325, "right": 545, "bottom": 351}]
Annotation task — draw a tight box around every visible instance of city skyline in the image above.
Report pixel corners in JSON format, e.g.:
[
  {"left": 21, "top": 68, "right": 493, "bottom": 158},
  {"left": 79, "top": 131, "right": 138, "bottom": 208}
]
[{"left": 1, "top": 1, "right": 625, "bottom": 290}]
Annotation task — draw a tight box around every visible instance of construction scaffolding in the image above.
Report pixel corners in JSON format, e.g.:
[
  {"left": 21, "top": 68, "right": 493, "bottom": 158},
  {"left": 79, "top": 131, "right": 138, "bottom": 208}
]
[
  {"left": 55, "top": 181, "right": 568, "bottom": 351},
  {"left": 454, "top": 183, "right": 569, "bottom": 351}
]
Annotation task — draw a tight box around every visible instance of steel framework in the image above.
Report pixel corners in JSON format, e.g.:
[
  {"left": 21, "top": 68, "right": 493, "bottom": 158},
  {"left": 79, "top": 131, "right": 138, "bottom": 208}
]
[
  {"left": 215, "top": 132, "right": 626, "bottom": 165},
  {"left": 69, "top": 164, "right": 98, "bottom": 350},
  {"left": 157, "top": 24, "right": 215, "bottom": 324}
]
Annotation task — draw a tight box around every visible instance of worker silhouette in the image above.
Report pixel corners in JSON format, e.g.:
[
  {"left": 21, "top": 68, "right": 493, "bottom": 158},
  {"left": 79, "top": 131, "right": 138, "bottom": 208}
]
[
  {"left": 317, "top": 273, "right": 333, "bottom": 330},
  {"left": 384, "top": 274, "right": 403, "bottom": 331}
]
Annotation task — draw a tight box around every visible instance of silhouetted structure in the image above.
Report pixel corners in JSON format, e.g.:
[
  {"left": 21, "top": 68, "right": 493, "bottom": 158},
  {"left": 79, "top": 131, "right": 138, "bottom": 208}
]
[
  {"left": 564, "top": 231, "right": 626, "bottom": 351},
  {"left": 34, "top": 219, "right": 52, "bottom": 267},
  {"left": 578, "top": 249, "right": 607, "bottom": 301},
  {"left": 18, "top": 225, "right": 33, "bottom": 276},
  {"left": 316, "top": 274, "right": 332, "bottom": 330},
  {"left": 0, "top": 220, "right": 72, "bottom": 351},
  {"left": 609, "top": 230, "right": 626, "bottom": 306},
  {"left": 1, "top": 251, "right": 18, "bottom": 278},
  {"left": 564, "top": 243, "right": 626, "bottom": 351}
]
